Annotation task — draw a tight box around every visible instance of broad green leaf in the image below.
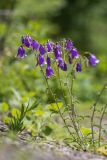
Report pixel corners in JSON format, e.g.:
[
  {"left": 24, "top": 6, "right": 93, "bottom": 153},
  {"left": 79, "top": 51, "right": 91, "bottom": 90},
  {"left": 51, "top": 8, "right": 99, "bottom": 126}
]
[
  {"left": 11, "top": 108, "right": 21, "bottom": 118},
  {"left": 1, "top": 102, "right": 9, "bottom": 112},
  {"left": 81, "top": 127, "right": 91, "bottom": 136},
  {"left": 35, "top": 109, "right": 45, "bottom": 116},
  {"left": 48, "top": 102, "right": 63, "bottom": 112},
  {"left": 3, "top": 116, "right": 11, "bottom": 124}
]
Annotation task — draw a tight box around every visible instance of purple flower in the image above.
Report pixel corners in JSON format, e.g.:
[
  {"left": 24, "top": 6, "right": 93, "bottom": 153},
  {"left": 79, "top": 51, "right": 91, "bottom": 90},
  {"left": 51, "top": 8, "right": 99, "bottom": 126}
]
[
  {"left": 88, "top": 54, "right": 100, "bottom": 67},
  {"left": 46, "top": 66, "right": 54, "bottom": 78},
  {"left": 76, "top": 63, "right": 82, "bottom": 72},
  {"left": 22, "top": 36, "right": 32, "bottom": 48},
  {"left": 17, "top": 46, "right": 26, "bottom": 58},
  {"left": 71, "top": 48, "right": 79, "bottom": 59},
  {"left": 46, "top": 41, "right": 53, "bottom": 52},
  {"left": 46, "top": 57, "right": 54, "bottom": 78},
  {"left": 37, "top": 54, "right": 46, "bottom": 66},
  {"left": 39, "top": 44, "right": 46, "bottom": 55},
  {"left": 47, "top": 57, "right": 51, "bottom": 66},
  {"left": 32, "top": 40, "right": 39, "bottom": 50},
  {"left": 54, "top": 44, "right": 62, "bottom": 61},
  {"left": 58, "top": 58, "right": 67, "bottom": 71},
  {"left": 66, "top": 40, "right": 73, "bottom": 51},
  {"left": 68, "top": 55, "right": 72, "bottom": 64}
]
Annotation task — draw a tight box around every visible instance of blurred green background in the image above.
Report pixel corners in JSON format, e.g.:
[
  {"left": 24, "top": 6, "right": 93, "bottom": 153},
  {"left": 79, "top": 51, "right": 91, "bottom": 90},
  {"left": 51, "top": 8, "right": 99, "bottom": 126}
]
[{"left": 0, "top": 0, "right": 107, "bottom": 108}]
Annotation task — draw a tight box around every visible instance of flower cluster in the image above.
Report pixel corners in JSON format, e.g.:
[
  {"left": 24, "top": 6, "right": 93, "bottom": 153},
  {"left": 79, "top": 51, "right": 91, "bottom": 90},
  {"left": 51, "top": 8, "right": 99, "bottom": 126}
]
[{"left": 17, "top": 36, "right": 100, "bottom": 78}]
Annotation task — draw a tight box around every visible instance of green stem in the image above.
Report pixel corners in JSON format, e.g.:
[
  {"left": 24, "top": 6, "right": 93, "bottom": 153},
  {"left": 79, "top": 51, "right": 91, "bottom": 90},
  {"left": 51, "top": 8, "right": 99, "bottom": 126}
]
[
  {"left": 40, "top": 66, "right": 73, "bottom": 136},
  {"left": 91, "top": 83, "right": 106, "bottom": 151},
  {"left": 66, "top": 73, "right": 85, "bottom": 149},
  {"left": 98, "top": 104, "right": 107, "bottom": 147}
]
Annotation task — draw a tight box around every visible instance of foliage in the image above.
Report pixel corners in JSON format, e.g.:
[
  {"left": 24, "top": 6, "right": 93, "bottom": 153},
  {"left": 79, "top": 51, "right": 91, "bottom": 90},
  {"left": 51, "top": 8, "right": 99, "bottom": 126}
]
[
  {"left": 0, "top": 0, "right": 107, "bottom": 155},
  {"left": 9, "top": 99, "right": 39, "bottom": 132}
]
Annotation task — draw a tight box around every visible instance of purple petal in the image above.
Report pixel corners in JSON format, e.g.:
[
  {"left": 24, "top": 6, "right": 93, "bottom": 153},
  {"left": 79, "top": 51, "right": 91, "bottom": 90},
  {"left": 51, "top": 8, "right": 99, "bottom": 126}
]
[
  {"left": 58, "top": 58, "right": 67, "bottom": 71},
  {"left": 68, "top": 55, "right": 72, "bottom": 64},
  {"left": 17, "top": 46, "right": 26, "bottom": 58},
  {"left": 46, "top": 41, "right": 53, "bottom": 52},
  {"left": 88, "top": 54, "right": 100, "bottom": 67},
  {"left": 22, "top": 36, "right": 32, "bottom": 48},
  {"left": 76, "top": 63, "right": 82, "bottom": 72},
  {"left": 46, "top": 66, "right": 54, "bottom": 78},
  {"left": 38, "top": 54, "right": 46, "bottom": 66},
  {"left": 47, "top": 57, "right": 51, "bottom": 66},
  {"left": 71, "top": 48, "right": 79, "bottom": 59},
  {"left": 32, "top": 40, "right": 39, "bottom": 50},
  {"left": 39, "top": 44, "right": 46, "bottom": 55},
  {"left": 66, "top": 40, "right": 73, "bottom": 51}
]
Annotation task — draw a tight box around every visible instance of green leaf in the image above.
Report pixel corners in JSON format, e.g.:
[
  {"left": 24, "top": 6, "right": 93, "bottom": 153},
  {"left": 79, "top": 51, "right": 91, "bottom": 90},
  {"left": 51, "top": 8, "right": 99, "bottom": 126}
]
[
  {"left": 42, "top": 126, "right": 53, "bottom": 136},
  {"left": 1, "top": 102, "right": 9, "bottom": 112},
  {"left": 11, "top": 108, "right": 21, "bottom": 118},
  {"left": 35, "top": 109, "right": 45, "bottom": 116},
  {"left": 28, "top": 100, "right": 39, "bottom": 112},
  {"left": 81, "top": 127, "right": 91, "bottom": 136},
  {"left": 48, "top": 102, "right": 63, "bottom": 112}
]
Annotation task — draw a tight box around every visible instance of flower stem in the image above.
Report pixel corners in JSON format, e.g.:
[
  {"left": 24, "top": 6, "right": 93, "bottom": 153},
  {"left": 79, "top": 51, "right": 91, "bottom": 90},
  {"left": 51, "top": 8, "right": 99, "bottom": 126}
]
[
  {"left": 39, "top": 66, "right": 73, "bottom": 136},
  {"left": 98, "top": 104, "right": 107, "bottom": 147},
  {"left": 91, "top": 83, "right": 107, "bottom": 152}
]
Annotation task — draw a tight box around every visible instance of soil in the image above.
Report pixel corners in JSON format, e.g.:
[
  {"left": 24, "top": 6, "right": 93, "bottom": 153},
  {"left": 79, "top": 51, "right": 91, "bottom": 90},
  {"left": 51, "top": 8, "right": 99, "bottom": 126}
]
[{"left": 0, "top": 121, "right": 107, "bottom": 160}]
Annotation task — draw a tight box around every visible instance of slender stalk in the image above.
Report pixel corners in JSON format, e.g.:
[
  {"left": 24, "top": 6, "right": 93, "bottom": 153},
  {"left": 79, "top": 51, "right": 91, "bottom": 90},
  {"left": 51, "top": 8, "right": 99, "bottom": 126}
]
[
  {"left": 57, "top": 67, "right": 68, "bottom": 106},
  {"left": 39, "top": 66, "right": 73, "bottom": 136},
  {"left": 56, "top": 67, "right": 84, "bottom": 146},
  {"left": 66, "top": 73, "right": 85, "bottom": 149},
  {"left": 98, "top": 104, "right": 107, "bottom": 147},
  {"left": 91, "top": 83, "right": 106, "bottom": 151}
]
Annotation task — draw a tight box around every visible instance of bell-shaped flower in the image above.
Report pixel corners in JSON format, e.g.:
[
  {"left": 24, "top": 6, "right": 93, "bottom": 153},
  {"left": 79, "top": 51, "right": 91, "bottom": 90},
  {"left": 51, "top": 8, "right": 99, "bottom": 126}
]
[
  {"left": 39, "top": 44, "right": 46, "bottom": 55},
  {"left": 17, "top": 46, "right": 26, "bottom": 58},
  {"left": 46, "top": 41, "right": 53, "bottom": 52},
  {"left": 37, "top": 54, "right": 46, "bottom": 66},
  {"left": 46, "top": 57, "right": 54, "bottom": 78},
  {"left": 66, "top": 40, "right": 73, "bottom": 51},
  {"left": 58, "top": 57, "right": 67, "bottom": 71},
  {"left": 71, "top": 48, "right": 79, "bottom": 59},
  {"left": 88, "top": 54, "right": 100, "bottom": 67},
  {"left": 32, "top": 40, "right": 39, "bottom": 50},
  {"left": 22, "top": 36, "right": 32, "bottom": 48},
  {"left": 76, "top": 63, "right": 82, "bottom": 72}
]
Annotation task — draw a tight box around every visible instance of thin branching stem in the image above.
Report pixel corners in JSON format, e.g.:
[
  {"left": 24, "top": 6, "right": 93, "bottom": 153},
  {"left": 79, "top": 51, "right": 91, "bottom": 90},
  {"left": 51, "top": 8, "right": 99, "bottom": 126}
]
[
  {"left": 91, "top": 83, "right": 107, "bottom": 152},
  {"left": 56, "top": 67, "right": 82, "bottom": 144},
  {"left": 98, "top": 104, "right": 107, "bottom": 147},
  {"left": 40, "top": 66, "right": 73, "bottom": 137}
]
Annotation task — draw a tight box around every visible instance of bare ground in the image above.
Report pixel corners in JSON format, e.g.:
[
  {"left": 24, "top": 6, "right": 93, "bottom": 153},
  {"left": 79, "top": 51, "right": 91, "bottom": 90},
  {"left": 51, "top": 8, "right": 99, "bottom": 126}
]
[{"left": 0, "top": 121, "right": 107, "bottom": 160}]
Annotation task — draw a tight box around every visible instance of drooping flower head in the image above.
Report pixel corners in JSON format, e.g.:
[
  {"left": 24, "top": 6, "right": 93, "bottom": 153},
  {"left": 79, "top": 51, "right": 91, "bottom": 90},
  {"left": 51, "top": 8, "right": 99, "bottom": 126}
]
[
  {"left": 76, "top": 63, "right": 82, "bottom": 72},
  {"left": 46, "top": 57, "right": 54, "bottom": 78},
  {"left": 39, "top": 44, "right": 46, "bottom": 55},
  {"left": 68, "top": 55, "right": 72, "bottom": 64},
  {"left": 22, "top": 36, "right": 32, "bottom": 48},
  {"left": 54, "top": 44, "right": 62, "bottom": 61},
  {"left": 46, "top": 41, "right": 53, "bottom": 52},
  {"left": 37, "top": 54, "right": 46, "bottom": 66},
  {"left": 66, "top": 40, "right": 73, "bottom": 51},
  {"left": 17, "top": 46, "right": 26, "bottom": 58},
  {"left": 88, "top": 54, "right": 100, "bottom": 67},
  {"left": 71, "top": 48, "right": 79, "bottom": 59},
  {"left": 32, "top": 40, "right": 39, "bottom": 50},
  {"left": 58, "top": 57, "right": 67, "bottom": 71}
]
